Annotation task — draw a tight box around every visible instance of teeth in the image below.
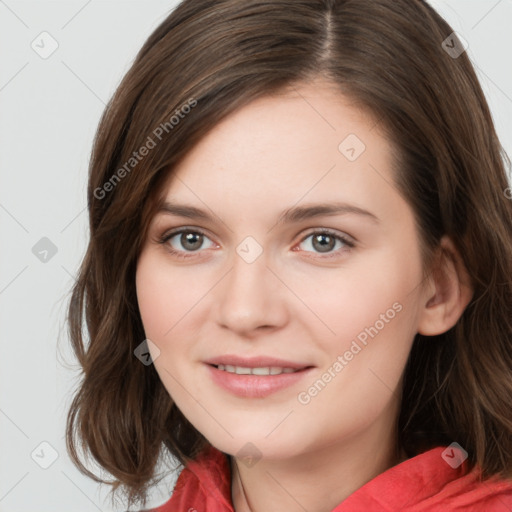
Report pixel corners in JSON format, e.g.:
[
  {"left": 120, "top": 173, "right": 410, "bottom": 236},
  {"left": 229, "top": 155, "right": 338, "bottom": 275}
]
[
  {"left": 216, "top": 365, "right": 299, "bottom": 375},
  {"left": 252, "top": 367, "right": 270, "bottom": 375}
]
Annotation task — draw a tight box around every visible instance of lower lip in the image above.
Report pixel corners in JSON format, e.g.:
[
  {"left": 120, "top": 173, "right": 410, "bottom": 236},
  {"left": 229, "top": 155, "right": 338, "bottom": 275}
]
[{"left": 205, "top": 364, "right": 313, "bottom": 398}]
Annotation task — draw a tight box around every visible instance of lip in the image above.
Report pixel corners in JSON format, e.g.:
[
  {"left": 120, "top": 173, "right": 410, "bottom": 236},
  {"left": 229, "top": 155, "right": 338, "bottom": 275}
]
[{"left": 203, "top": 355, "right": 314, "bottom": 398}]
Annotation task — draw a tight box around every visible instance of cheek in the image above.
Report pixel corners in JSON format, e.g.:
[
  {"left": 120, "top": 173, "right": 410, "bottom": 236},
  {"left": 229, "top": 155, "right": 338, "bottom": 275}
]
[
  {"left": 292, "top": 249, "right": 420, "bottom": 355},
  {"left": 135, "top": 253, "right": 200, "bottom": 395},
  {"left": 135, "top": 261, "right": 169, "bottom": 338},
  {"left": 293, "top": 293, "right": 417, "bottom": 448},
  {"left": 135, "top": 251, "right": 217, "bottom": 408},
  {"left": 294, "top": 250, "right": 422, "bottom": 421},
  {"left": 136, "top": 251, "right": 203, "bottom": 339}
]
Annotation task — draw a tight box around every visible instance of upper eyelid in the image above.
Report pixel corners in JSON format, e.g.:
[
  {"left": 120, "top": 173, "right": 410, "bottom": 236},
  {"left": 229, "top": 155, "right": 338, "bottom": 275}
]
[{"left": 161, "top": 226, "right": 217, "bottom": 244}]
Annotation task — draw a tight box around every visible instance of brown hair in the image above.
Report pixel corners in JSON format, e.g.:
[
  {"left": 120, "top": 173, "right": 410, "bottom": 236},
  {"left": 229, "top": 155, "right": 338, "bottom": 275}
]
[{"left": 65, "top": 0, "right": 512, "bottom": 508}]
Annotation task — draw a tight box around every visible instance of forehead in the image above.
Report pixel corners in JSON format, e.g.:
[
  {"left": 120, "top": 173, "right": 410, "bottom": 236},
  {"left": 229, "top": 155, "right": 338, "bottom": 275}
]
[{"left": 161, "top": 81, "right": 393, "bottom": 198}]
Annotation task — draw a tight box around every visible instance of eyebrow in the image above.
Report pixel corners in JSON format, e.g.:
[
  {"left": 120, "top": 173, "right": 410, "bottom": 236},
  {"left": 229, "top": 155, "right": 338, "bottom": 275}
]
[{"left": 156, "top": 200, "right": 379, "bottom": 225}]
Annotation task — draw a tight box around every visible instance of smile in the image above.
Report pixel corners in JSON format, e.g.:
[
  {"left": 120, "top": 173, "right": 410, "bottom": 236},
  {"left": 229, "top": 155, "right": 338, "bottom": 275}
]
[{"left": 214, "top": 364, "right": 300, "bottom": 375}]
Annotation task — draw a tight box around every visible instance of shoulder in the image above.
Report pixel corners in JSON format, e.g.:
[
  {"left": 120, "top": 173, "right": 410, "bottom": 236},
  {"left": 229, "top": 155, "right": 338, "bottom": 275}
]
[
  {"left": 435, "top": 472, "right": 512, "bottom": 512},
  {"left": 337, "top": 446, "right": 512, "bottom": 511},
  {"left": 402, "top": 448, "right": 512, "bottom": 511}
]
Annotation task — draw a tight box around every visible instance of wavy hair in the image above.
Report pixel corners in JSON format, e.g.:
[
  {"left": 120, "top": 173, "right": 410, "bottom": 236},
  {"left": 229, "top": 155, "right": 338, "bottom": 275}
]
[{"left": 65, "top": 0, "right": 512, "bottom": 508}]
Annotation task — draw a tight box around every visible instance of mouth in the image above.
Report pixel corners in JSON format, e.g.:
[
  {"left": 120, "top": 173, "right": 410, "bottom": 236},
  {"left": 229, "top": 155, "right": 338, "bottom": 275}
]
[
  {"left": 204, "top": 356, "right": 314, "bottom": 398},
  {"left": 211, "top": 364, "right": 304, "bottom": 376}
]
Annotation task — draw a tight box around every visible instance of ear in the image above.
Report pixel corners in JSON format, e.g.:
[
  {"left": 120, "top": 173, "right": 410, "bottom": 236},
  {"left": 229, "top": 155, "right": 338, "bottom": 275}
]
[{"left": 417, "top": 235, "right": 474, "bottom": 336}]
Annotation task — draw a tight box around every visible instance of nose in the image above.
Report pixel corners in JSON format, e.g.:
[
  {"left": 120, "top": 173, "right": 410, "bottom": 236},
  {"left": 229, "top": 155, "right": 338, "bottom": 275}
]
[{"left": 215, "top": 247, "right": 289, "bottom": 337}]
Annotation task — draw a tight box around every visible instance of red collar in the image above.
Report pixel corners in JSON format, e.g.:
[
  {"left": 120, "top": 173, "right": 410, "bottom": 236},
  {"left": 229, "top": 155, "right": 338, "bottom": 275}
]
[{"left": 154, "top": 444, "right": 512, "bottom": 511}]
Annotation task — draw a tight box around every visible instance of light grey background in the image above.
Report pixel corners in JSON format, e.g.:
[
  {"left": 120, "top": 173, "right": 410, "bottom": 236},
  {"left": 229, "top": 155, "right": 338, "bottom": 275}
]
[{"left": 1, "top": 1, "right": 511, "bottom": 511}]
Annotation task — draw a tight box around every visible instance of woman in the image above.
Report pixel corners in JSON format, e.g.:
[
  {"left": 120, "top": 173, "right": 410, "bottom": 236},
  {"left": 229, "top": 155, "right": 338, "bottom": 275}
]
[{"left": 66, "top": 0, "right": 512, "bottom": 510}]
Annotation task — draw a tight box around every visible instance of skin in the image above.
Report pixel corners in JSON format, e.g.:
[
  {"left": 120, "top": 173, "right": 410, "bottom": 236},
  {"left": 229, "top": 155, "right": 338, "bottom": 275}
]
[{"left": 136, "top": 78, "right": 473, "bottom": 512}]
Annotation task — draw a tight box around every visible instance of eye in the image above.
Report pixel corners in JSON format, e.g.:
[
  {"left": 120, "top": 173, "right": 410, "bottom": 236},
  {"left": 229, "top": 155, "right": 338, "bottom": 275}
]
[
  {"left": 157, "top": 227, "right": 355, "bottom": 260},
  {"left": 159, "top": 228, "right": 216, "bottom": 258},
  {"left": 296, "top": 230, "right": 355, "bottom": 257}
]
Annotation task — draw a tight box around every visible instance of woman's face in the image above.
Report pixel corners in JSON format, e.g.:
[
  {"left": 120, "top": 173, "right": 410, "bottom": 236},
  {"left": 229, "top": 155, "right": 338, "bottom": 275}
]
[{"left": 136, "top": 80, "right": 429, "bottom": 461}]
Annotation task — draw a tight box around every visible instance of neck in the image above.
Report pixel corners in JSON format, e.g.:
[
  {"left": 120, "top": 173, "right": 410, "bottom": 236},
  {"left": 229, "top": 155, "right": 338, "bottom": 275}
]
[{"left": 230, "top": 417, "right": 405, "bottom": 512}]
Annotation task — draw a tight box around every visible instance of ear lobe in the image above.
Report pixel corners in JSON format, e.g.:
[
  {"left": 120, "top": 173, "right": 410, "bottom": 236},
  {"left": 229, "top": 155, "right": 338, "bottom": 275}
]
[{"left": 417, "top": 236, "right": 473, "bottom": 336}]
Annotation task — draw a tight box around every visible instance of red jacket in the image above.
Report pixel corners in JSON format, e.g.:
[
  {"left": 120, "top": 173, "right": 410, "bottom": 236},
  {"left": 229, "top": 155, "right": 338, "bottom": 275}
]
[{"left": 151, "top": 444, "right": 512, "bottom": 511}]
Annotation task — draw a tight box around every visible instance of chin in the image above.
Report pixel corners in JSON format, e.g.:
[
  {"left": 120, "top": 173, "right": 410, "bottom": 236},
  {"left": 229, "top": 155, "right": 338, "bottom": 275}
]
[{"left": 203, "top": 428, "right": 308, "bottom": 462}]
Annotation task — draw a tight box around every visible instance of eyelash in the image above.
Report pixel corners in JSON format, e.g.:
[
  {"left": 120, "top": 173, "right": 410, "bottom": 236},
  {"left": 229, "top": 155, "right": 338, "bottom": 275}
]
[{"left": 157, "top": 227, "right": 355, "bottom": 260}]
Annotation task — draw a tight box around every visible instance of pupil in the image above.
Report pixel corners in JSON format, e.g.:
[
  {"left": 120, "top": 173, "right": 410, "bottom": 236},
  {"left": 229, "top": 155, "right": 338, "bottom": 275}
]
[
  {"left": 182, "top": 232, "right": 202, "bottom": 251},
  {"left": 313, "top": 234, "right": 334, "bottom": 253}
]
